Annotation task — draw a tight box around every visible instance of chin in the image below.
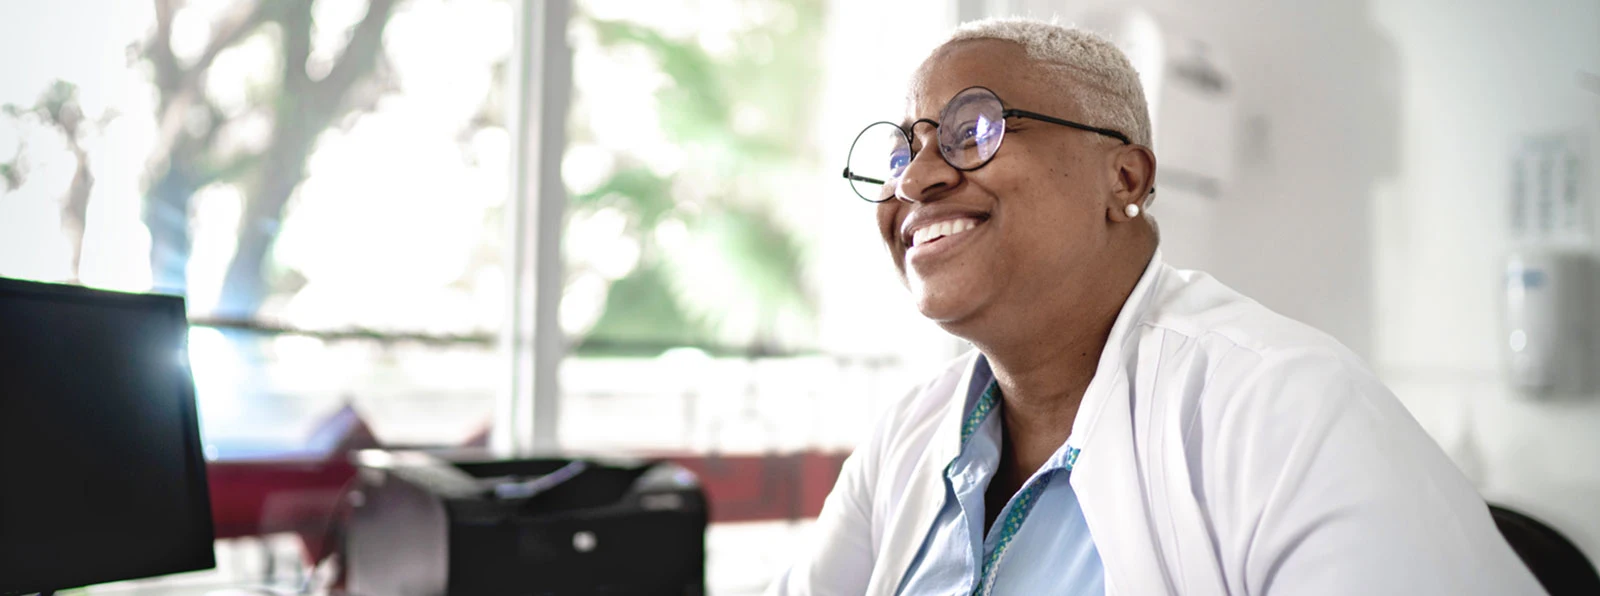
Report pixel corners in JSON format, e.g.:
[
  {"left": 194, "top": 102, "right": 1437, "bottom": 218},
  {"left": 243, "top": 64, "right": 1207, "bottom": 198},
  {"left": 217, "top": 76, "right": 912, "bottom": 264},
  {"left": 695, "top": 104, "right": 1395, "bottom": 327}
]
[{"left": 909, "top": 280, "right": 985, "bottom": 327}]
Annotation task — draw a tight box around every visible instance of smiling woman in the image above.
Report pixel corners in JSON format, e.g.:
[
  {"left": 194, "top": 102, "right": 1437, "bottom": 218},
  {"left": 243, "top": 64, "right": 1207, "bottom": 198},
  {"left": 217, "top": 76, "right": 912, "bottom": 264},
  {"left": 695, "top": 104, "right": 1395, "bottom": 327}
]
[
  {"left": 875, "top": 38, "right": 1155, "bottom": 337},
  {"left": 771, "top": 17, "right": 1544, "bottom": 596}
]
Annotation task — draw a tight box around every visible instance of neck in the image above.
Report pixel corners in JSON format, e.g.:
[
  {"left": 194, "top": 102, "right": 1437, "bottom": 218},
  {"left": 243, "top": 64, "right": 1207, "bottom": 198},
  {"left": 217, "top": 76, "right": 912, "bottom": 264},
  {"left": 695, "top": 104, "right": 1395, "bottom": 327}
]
[
  {"left": 977, "top": 247, "right": 1150, "bottom": 418},
  {"left": 969, "top": 240, "right": 1155, "bottom": 482},
  {"left": 980, "top": 307, "right": 1113, "bottom": 480}
]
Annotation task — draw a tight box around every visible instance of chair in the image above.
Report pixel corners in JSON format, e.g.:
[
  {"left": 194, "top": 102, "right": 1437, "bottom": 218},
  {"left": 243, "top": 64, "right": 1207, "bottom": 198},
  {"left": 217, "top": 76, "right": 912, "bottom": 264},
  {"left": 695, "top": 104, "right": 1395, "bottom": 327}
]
[{"left": 1490, "top": 504, "right": 1600, "bottom": 595}]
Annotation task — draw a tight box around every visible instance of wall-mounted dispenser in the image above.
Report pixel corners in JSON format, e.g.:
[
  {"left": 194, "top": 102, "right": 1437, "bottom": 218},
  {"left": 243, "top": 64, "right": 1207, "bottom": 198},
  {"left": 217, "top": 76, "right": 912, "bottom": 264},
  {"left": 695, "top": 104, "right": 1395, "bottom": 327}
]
[
  {"left": 1503, "top": 247, "right": 1593, "bottom": 396},
  {"left": 1503, "top": 133, "right": 1592, "bottom": 396}
]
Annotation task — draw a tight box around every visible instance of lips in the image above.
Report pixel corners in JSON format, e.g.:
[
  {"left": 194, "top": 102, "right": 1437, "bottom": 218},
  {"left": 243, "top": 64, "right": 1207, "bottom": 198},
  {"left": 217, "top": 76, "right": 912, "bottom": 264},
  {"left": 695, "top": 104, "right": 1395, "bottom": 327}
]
[
  {"left": 902, "top": 207, "right": 990, "bottom": 246},
  {"left": 909, "top": 217, "right": 983, "bottom": 247}
]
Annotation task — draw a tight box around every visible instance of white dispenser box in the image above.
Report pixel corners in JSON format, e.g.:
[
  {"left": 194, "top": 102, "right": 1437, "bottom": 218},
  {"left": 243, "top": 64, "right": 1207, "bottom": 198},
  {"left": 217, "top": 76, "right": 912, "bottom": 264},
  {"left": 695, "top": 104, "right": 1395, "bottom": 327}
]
[{"left": 1503, "top": 248, "right": 1594, "bottom": 396}]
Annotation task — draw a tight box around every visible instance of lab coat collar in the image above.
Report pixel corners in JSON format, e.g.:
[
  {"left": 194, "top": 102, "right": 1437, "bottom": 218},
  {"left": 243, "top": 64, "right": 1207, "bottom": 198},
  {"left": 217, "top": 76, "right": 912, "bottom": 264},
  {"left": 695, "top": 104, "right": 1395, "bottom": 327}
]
[
  {"left": 1065, "top": 248, "right": 1165, "bottom": 456},
  {"left": 930, "top": 351, "right": 983, "bottom": 475},
  {"left": 1066, "top": 248, "right": 1175, "bottom": 596}
]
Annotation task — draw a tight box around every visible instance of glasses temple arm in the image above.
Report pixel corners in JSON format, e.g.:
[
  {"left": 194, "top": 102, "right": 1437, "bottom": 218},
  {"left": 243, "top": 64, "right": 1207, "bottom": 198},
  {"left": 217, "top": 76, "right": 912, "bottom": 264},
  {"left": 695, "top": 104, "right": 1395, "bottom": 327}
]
[
  {"left": 842, "top": 167, "right": 885, "bottom": 185},
  {"left": 1003, "top": 109, "right": 1133, "bottom": 145}
]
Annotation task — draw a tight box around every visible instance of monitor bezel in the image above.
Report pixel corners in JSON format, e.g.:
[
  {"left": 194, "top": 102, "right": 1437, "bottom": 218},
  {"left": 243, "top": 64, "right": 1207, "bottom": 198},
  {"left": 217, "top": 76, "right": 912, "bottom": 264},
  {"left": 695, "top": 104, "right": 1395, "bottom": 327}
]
[{"left": 0, "top": 277, "right": 217, "bottom": 595}]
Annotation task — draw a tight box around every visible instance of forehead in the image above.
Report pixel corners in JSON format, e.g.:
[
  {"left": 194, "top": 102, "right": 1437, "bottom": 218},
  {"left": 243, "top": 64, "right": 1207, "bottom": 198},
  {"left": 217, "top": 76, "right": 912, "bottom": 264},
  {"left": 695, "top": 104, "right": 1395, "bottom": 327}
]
[{"left": 905, "top": 39, "right": 1074, "bottom": 122}]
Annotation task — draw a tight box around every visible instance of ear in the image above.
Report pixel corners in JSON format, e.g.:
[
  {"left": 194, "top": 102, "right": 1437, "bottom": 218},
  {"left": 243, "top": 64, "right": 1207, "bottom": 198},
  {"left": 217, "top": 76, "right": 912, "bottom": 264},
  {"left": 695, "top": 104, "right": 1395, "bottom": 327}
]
[{"left": 1106, "top": 144, "right": 1157, "bottom": 222}]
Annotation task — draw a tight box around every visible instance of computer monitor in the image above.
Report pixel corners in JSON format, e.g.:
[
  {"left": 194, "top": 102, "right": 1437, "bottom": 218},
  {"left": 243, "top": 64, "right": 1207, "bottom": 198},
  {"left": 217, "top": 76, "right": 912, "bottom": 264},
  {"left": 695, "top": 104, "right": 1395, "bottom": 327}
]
[{"left": 0, "top": 277, "right": 215, "bottom": 595}]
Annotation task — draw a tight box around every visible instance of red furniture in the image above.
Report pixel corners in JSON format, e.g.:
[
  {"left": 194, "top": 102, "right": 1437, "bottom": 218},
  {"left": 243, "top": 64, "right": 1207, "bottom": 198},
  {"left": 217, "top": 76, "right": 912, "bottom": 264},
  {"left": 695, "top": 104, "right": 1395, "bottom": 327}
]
[{"left": 206, "top": 450, "right": 847, "bottom": 562}]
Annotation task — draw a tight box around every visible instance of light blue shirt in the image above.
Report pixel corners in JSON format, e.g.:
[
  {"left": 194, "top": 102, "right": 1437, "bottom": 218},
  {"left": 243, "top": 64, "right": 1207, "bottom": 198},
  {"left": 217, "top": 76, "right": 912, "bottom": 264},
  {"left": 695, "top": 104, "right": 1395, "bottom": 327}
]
[{"left": 895, "top": 356, "right": 1105, "bottom": 596}]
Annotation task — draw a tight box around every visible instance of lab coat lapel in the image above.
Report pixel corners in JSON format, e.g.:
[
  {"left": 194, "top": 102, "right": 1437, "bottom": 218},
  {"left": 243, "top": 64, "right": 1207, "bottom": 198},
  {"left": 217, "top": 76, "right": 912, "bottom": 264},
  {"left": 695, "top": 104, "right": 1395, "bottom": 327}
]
[
  {"left": 1120, "top": 328, "right": 1232, "bottom": 596},
  {"left": 1142, "top": 331, "right": 1230, "bottom": 595},
  {"left": 1069, "top": 251, "right": 1180, "bottom": 596},
  {"left": 866, "top": 352, "right": 981, "bottom": 596}
]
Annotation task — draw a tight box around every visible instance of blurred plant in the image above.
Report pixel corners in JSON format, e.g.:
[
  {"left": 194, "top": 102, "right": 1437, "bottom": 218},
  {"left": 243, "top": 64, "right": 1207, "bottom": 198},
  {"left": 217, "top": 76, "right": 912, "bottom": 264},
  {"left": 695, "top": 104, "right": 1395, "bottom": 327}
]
[
  {"left": 2, "top": 81, "right": 106, "bottom": 281},
  {"left": 567, "top": 0, "right": 823, "bottom": 356}
]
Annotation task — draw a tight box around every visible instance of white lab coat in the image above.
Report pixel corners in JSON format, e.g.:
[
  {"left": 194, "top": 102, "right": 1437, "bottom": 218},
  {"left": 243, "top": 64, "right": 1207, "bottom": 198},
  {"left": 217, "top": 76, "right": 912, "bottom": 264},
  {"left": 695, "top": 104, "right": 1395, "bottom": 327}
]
[{"left": 772, "top": 251, "right": 1544, "bottom": 596}]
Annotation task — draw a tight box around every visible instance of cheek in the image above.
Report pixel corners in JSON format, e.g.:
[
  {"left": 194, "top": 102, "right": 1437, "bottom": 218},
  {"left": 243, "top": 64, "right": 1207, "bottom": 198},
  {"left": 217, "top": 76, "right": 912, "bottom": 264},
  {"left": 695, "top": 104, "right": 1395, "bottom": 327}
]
[
  {"left": 875, "top": 204, "right": 895, "bottom": 242},
  {"left": 875, "top": 203, "right": 905, "bottom": 265},
  {"left": 993, "top": 167, "right": 1103, "bottom": 252}
]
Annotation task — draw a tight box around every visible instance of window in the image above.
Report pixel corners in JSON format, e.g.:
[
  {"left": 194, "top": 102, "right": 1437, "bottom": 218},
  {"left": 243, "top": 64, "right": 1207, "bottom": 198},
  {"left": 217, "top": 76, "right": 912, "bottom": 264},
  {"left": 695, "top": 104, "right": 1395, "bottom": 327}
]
[
  {"left": 0, "top": 0, "right": 514, "bottom": 450},
  {"left": 556, "top": 3, "right": 961, "bottom": 590},
  {"left": 2, "top": 0, "right": 518, "bottom": 589},
  {"left": 557, "top": 0, "right": 962, "bottom": 456},
  {"left": 558, "top": 0, "right": 834, "bottom": 453},
  {"left": 0, "top": 0, "right": 961, "bottom": 591}
]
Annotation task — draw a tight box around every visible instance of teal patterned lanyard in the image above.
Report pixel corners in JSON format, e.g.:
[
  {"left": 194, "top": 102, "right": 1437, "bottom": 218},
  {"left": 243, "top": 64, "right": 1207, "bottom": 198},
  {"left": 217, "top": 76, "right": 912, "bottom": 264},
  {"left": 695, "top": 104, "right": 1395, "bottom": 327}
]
[{"left": 957, "top": 381, "right": 1082, "bottom": 596}]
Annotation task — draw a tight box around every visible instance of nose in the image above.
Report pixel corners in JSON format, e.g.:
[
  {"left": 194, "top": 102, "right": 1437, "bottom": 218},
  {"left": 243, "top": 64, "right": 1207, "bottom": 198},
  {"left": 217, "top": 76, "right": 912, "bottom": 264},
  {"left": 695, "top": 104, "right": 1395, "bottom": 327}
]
[{"left": 894, "top": 126, "right": 959, "bottom": 204}]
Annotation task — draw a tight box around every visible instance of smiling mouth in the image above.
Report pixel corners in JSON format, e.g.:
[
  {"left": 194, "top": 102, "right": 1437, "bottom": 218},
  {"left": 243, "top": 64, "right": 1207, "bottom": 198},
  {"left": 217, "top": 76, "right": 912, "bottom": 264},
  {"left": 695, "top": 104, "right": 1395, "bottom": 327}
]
[{"left": 909, "top": 217, "right": 985, "bottom": 248}]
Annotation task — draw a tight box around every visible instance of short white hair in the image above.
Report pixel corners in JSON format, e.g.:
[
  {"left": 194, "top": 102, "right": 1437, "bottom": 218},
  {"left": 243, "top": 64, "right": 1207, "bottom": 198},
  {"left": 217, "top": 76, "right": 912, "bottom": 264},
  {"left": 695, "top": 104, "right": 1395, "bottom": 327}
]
[{"left": 941, "top": 17, "right": 1152, "bottom": 147}]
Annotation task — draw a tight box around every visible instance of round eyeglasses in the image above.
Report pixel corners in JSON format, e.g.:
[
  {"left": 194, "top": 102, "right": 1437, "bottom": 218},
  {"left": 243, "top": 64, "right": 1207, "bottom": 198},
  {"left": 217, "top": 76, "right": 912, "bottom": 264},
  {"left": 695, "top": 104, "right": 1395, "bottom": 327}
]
[{"left": 842, "top": 86, "right": 1133, "bottom": 203}]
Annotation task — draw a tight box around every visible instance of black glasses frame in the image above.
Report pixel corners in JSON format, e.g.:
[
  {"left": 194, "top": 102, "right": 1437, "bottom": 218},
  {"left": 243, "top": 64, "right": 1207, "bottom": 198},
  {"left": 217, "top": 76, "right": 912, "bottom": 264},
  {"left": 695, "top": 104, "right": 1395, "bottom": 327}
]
[{"left": 842, "top": 86, "right": 1134, "bottom": 202}]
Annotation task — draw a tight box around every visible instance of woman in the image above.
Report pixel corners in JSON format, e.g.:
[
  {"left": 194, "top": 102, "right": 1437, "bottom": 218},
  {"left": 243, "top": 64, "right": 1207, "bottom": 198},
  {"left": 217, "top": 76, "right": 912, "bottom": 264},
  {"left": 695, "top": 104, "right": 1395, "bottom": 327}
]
[{"left": 772, "top": 17, "right": 1542, "bottom": 596}]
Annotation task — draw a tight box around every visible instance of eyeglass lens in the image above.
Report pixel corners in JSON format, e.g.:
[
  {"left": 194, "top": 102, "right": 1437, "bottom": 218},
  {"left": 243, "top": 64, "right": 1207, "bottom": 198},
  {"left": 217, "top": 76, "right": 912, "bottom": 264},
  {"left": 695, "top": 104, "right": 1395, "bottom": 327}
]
[{"left": 844, "top": 87, "right": 1006, "bottom": 202}]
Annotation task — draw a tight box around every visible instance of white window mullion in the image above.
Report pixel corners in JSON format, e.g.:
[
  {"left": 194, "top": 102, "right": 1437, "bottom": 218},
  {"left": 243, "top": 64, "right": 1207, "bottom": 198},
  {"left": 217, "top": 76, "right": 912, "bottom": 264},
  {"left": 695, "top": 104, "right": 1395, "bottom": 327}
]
[{"left": 500, "top": 0, "right": 572, "bottom": 457}]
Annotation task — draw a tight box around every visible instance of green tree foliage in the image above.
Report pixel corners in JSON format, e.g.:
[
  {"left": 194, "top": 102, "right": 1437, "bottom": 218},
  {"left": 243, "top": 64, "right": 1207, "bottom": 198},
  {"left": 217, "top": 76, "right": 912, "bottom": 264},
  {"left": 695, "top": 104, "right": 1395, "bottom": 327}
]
[{"left": 570, "top": 1, "right": 823, "bottom": 356}]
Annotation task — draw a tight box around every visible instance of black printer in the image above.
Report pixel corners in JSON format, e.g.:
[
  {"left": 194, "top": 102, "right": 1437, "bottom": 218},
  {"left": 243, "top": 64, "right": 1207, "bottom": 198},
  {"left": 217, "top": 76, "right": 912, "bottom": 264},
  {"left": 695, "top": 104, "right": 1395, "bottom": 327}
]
[{"left": 345, "top": 451, "right": 707, "bottom": 595}]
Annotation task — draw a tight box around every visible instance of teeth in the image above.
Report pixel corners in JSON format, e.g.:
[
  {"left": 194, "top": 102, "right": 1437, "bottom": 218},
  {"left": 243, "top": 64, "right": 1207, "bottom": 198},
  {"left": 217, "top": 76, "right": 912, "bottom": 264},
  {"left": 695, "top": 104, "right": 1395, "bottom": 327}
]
[{"left": 910, "top": 217, "right": 981, "bottom": 247}]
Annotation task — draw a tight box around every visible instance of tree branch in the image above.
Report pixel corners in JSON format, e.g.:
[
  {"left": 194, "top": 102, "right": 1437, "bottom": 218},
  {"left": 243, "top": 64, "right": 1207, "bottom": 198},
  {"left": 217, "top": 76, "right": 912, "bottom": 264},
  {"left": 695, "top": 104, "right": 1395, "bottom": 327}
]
[
  {"left": 315, "top": 0, "right": 398, "bottom": 102},
  {"left": 280, "top": 0, "right": 315, "bottom": 93},
  {"left": 189, "top": 0, "right": 268, "bottom": 79},
  {"left": 146, "top": 0, "right": 197, "bottom": 177},
  {"left": 149, "top": 0, "right": 268, "bottom": 103},
  {"left": 148, "top": 0, "right": 184, "bottom": 99},
  {"left": 207, "top": 149, "right": 264, "bottom": 185}
]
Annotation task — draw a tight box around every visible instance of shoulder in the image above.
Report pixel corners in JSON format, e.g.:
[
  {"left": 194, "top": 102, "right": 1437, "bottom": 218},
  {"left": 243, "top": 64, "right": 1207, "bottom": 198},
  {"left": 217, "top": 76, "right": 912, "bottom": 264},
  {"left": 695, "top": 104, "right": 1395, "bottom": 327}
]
[
  {"left": 846, "top": 351, "right": 972, "bottom": 464},
  {"left": 1130, "top": 265, "right": 1407, "bottom": 464},
  {"left": 1141, "top": 265, "right": 1356, "bottom": 359},
  {"left": 862, "top": 351, "right": 972, "bottom": 469},
  {"left": 886, "top": 351, "right": 974, "bottom": 433},
  {"left": 1139, "top": 268, "right": 1468, "bottom": 488},
  {"left": 1137, "top": 268, "right": 1537, "bottom": 595},
  {"left": 1134, "top": 266, "right": 1464, "bottom": 497},
  {"left": 1136, "top": 264, "right": 1379, "bottom": 394}
]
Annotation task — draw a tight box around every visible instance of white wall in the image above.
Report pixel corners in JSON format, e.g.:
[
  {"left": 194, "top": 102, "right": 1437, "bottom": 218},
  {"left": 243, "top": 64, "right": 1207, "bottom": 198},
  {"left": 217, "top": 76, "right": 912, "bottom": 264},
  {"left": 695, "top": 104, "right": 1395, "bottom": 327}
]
[
  {"left": 997, "top": 0, "right": 1600, "bottom": 565},
  {"left": 1370, "top": 0, "right": 1600, "bottom": 566},
  {"left": 1023, "top": 0, "right": 1397, "bottom": 361}
]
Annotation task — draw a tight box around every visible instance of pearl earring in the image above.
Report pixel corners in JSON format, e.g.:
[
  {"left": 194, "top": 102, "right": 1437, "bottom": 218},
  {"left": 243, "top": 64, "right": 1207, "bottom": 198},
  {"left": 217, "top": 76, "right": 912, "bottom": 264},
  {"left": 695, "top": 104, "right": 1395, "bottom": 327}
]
[{"left": 1124, "top": 203, "right": 1141, "bottom": 218}]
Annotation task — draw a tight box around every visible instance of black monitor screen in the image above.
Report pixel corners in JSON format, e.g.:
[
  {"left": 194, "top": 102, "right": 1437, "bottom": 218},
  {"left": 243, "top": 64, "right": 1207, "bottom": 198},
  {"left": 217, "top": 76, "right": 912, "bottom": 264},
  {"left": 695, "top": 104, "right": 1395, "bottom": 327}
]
[{"left": 0, "top": 278, "right": 215, "bottom": 594}]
